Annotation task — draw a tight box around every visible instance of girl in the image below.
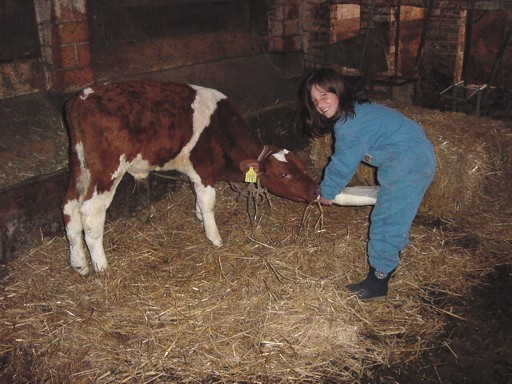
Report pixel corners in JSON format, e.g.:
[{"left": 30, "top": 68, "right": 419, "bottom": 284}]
[{"left": 300, "top": 68, "right": 436, "bottom": 300}]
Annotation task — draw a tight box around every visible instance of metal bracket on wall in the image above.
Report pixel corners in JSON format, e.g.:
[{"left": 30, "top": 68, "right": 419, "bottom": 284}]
[{"left": 439, "top": 81, "right": 490, "bottom": 115}]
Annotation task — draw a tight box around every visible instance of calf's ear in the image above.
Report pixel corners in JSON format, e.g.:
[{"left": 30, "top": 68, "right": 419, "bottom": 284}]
[{"left": 239, "top": 160, "right": 264, "bottom": 175}]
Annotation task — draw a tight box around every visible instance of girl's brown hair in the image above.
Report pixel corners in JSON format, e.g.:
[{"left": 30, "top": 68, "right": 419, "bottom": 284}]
[{"left": 298, "top": 68, "right": 362, "bottom": 137}]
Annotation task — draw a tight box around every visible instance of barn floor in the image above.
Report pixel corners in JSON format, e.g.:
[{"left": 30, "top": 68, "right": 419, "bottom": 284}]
[
  {"left": 1, "top": 54, "right": 512, "bottom": 383},
  {"left": 367, "top": 264, "right": 512, "bottom": 384},
  {"left": 1, "top": 182, "right": 510, "bottom": 383}
]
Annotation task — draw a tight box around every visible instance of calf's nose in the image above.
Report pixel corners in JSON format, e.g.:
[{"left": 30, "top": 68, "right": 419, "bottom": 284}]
[{"left": 309, "top": 185, "right": 320, "bottom": 202}]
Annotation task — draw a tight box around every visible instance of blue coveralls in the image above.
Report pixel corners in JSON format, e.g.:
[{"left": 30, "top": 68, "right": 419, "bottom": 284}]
[{"left": 320, "top": 103, "right": 437, "bottom": 273}]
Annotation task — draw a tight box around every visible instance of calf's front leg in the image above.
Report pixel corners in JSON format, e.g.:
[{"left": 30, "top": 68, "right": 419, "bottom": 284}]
[{"left": 193, "top": 183, "right": 222, "bottom": 246}]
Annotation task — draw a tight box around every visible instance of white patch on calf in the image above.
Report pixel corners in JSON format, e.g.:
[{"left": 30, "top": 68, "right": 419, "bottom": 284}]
[
  {"left": 127, "top": 154, "right": 152, "bottom": 180},
  {"left": 63, "top": 198, "right": 89, "bottom": 275},
  {"left": 272, "top": 149, "right": 290, "bottom": 163},
  {"left": 113, "top": 153, "right": 142, "bottom": 181},
  {"left": 80, "top": 185, "right": 120, "bottom": 273},
  {"left": 189, "top": 86, "right": 227, "bottom": 152},
  {"left": 80, "top": 87, "right": 95, "bottom": 100},
  {"left": 75, "top": 141, "right": 90, "bottom": 197},
  {"left": 161, "top": 85, "right": 227, "bottom": 180}
]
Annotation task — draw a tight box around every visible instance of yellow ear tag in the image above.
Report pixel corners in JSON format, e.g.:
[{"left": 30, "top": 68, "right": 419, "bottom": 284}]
[{"left": 245, "top": 166, "right": 258, "bottom": 183}]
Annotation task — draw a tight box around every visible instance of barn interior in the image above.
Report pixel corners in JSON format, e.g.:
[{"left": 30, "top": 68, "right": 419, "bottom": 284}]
[{"left": 1, "top": 1, "right": 511, "bottom": 383}]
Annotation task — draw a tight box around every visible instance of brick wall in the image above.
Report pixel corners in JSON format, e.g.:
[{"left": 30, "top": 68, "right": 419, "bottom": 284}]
[
  {"left": 268, "top": 0, "right": 331, "bottom": 68},
  {"left": 50, "top": 0, "right": 93, "bottom": 93},
  {"left": 267, "top": 0, "right": 512, "bottom": 98},
  {"left": 1, "top": 0, "right": 511, "bottom": 100}
]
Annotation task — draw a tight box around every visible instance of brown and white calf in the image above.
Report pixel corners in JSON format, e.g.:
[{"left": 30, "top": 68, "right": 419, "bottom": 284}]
[{"left": 62, "top": 81, "right": 319, "bottom": 275}]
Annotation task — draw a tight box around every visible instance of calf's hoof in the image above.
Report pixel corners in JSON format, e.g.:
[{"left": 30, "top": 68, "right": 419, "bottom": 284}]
[{"left": 72, "top": 264, "right": 90, "bottom": 276}]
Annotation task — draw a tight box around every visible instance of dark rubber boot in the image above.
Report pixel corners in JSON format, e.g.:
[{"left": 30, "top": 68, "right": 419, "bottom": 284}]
[{"left": 346, "top": 267, "right": 395, "bottom": 300}]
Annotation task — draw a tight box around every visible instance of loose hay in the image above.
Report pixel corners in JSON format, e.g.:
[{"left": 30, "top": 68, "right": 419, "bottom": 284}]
[{"left": 1, "top": 107, "right": 511, "bottom": 383}]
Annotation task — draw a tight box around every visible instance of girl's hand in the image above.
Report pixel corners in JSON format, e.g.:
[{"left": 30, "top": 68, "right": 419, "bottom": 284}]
[{"left": 318, "top": 195, "right": 334, "bottom": 205}]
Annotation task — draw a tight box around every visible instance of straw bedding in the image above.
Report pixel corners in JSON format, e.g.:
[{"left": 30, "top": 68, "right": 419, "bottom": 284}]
[{"left": 1, "top": 105, "right": 511, "bottom": 383}]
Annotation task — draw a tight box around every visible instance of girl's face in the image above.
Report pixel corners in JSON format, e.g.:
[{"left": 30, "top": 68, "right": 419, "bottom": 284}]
[{"left": 310, "top": 84, "right": 339, "bottom": 119}]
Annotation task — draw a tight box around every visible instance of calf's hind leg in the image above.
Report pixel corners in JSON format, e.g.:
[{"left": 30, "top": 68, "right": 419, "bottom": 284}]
[
  {"left": 80, "top": 184, "right": 120, "bottom": 273},
  {"left": 62, "top": 197, "right": 90, "bottom": 275}
]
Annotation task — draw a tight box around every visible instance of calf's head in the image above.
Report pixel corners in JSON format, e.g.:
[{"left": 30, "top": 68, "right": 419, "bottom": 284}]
[{"left": 239, "top": 145, "right": 319, "bottom": 203}]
